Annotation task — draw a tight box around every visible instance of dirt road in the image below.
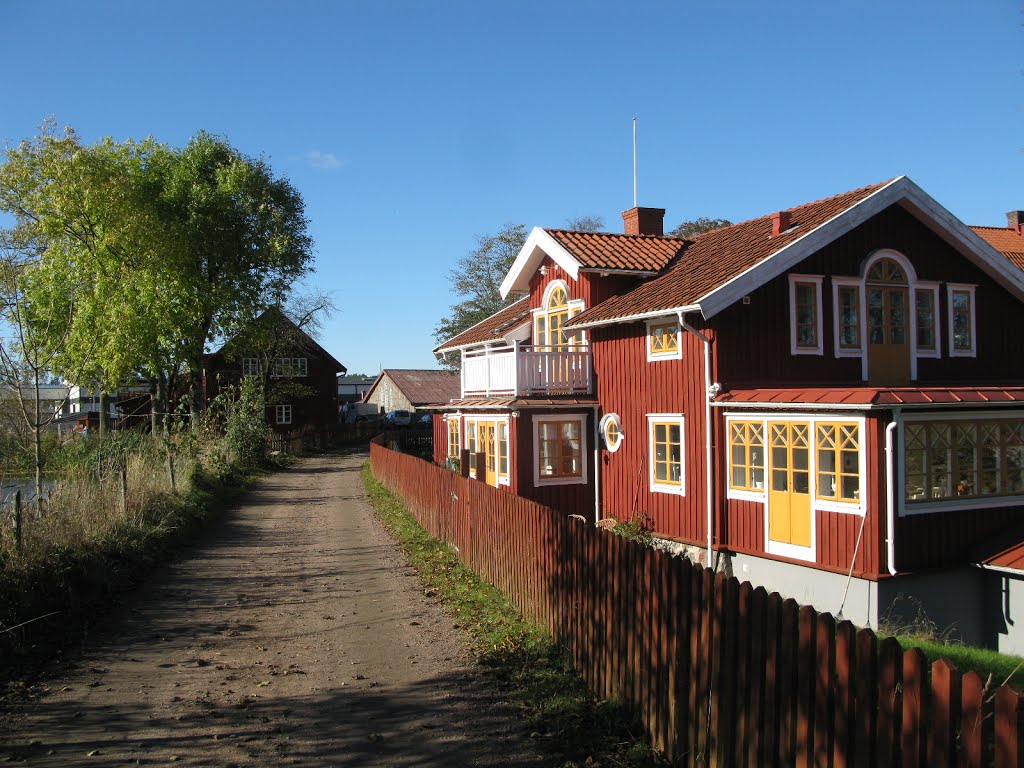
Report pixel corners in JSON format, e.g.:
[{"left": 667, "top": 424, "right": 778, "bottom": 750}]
[{"left": 0, "top": 452, "right": 541, "bottom": 766}]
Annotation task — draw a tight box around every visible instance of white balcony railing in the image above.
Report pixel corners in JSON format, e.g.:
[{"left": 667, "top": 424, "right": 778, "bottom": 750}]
[{"left": 461, "top": 343, "right": 593, "bottom": 398}]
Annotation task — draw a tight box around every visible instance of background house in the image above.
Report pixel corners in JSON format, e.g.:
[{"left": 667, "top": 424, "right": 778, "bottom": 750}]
[
  {"left": 337, "top": 374, "right": 375, "bottom": 404},
  {"left": 203, "top": 307, "right": 346, "bottom": 432},
  {"left": 363, "top": 369, "right": 459, "bottom": 415}
]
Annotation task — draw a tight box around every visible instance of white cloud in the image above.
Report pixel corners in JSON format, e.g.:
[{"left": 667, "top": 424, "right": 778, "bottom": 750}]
[{"left": 297, "top": 150, "right": 348, "bottom": 170}]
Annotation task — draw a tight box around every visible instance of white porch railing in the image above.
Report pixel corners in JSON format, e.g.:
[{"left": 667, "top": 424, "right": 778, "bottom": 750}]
[{"left": 461, "top": 343, "right": 593, "bottom": 398}]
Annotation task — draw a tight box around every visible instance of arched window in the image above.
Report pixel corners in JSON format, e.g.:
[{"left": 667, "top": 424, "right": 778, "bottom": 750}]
[
  {"left": 866, "top": 257, "right": 908, "bottom": 284},
  {"left": 534, "top": 281, "right": 584, "bottom": 350}
]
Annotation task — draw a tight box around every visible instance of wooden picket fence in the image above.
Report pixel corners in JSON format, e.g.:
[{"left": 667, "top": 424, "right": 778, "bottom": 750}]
[{"left": 370, "top": 437, "right": 1024, "bottom": 767}]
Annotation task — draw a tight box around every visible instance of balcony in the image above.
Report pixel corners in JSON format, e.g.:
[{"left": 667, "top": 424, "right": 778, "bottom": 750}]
[{"left": 461, "top": 343, "right": 593, "bottom": 398}]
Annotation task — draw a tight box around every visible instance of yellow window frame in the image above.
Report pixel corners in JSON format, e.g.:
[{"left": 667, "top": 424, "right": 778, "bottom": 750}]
[
  {"left": 648, "top": 320, "right": 680, "bottom": 357},
  {"left": 447, "top": 418, "right": 460, "bottom": 459},
  {"left": 729, "top": 421, "right": 765, "bottom": 492},
  {"left": 815, "top": 422, "right": 860, "bottom": 503},
  {"left": 650, "top": 419, "right": 683, "bottom": 488}
]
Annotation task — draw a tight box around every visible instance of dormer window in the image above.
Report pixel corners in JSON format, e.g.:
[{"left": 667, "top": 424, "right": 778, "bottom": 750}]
[
  {"left": 534, "top": 281, "right": 584, "bottom": 350},
  {"left": 789, "top": 275, "right": 823, "bottom": 355}
]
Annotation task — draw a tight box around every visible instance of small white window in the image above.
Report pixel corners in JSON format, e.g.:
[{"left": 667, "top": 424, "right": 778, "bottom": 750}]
[
  {"left": 947, "top": 284, "right": 977, "bottom": 357},
  {"left": 294, "top": 358, "right": 308, "bottom": 376},
  {"left": 832, "top": 278, "right": 863, "bottom": 357},
  {"left": 533, "top": 414, "right": 588, "bottom": 486},
  {"left": 648, "top": 414, "right": 685, "bottom": 495},
  {"left": 914, "top": 283, "right": 941, "bottom": 359},
  {"left": 242, "top": 358, "right": 260, "bottom": 376},
  {"left": 276, "top": 404, "right": 292, "bottom": 425},
  {"left": 789, "top": 275, "right": 823, "bottom": 355},
  {"left": 646, "top": 318, "right": 682, "bottom": 361}
]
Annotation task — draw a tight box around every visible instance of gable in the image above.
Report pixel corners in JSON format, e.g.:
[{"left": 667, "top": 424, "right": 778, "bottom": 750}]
[{"left": 568, "top": 177, "right": 1024, "bottom": 329}]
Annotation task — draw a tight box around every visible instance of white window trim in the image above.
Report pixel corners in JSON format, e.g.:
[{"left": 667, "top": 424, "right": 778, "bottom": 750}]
[
  {"left": 789, "top": 275, "right": 824, "bottom": 355},
  {"left": 831, "top": 278, "right": 867, "bottom": 378},
  {"left": 947, "top": 283, "right": 977, "bottom": 358},
  {"left": 600, "top": 412, "right": 624, "bottom": 453},
  {"left": 647, "top": 413, "right": 686, "bottom": 496},
  {"left": 242, "top": 357, "right": 260, "bottom": 376},
  {"left": 913, "top": 282, "right": 941, "bottom": 359},
  {"left": 464, "top": 415, "right": 512, "bottom": 486},
  {"left": 897, "top": 409, "right": 1024, "bottom": 516},
  {"left": 645, "top": 317, "right": 683, "bottom": 361},
  {"left": 275, "top": 404, "right": 292, "bottom": 425},
  {"left": 533, "top": 413, "right": 588, "bottom": 487}
]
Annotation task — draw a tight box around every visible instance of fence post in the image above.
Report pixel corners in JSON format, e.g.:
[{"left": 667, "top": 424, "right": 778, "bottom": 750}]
[
  {"left": 120, "top": 468, "right": 129, "bottom": 517},
  {"left": 460, "top": 449, "right": 470, "bottom": 478},
  {"left": 474, "top": 451, "right": 486, "bottom": 481},
  {"left": 167, "top": 452, "right": 177, "bottom": 493},
  {"left": 12, "top": 490, "right": 22, "bottom": 552}
]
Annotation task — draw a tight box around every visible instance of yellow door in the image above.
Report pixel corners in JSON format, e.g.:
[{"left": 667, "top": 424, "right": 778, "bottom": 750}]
[
  {"left": 478, "top": 421, "right": 497, "bottom": 487},
  {"left": 768, "top": 422, "right": 812, "bottom": 547}
]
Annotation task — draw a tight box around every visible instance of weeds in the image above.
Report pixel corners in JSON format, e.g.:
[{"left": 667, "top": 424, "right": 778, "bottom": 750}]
[{"left": 362, "top": 465, "right": 664, "bottom": 767}]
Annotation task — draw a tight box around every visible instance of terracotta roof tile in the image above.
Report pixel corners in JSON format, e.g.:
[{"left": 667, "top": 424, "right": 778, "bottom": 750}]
[
  {"left": 433, "top": 297, "right": 530, "bottom": 353},
  {"left": 971, "top": 226, "right": 1024, "bottom": 271},
  {"left": 569, "top": 181, "right": 893, "bottom": 326},
  {"left": 369, "top": 369, "right": 461, "bottom": 407},
  {"left": 545, "top": 229, "right": 684, "bottom": 272}
]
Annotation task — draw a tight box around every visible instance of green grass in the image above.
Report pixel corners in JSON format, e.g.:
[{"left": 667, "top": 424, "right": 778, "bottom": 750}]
[
  {"left": 362, "top": 464, "right": 665, "bottom": 768},
  {"left": 891, "top": 634, "right": 1024, "bottom": 689}
]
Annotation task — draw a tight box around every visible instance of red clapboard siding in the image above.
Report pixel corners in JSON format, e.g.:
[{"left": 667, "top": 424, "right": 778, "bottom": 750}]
[
  {"left": 371, "top": 437, "right": 1024, "bottom": 767},
  {"left": 591, "top": 321, "right": 710, "bottom": 543},
  {"left": 714, "top": 204, "right": 1024, "bottom": 385}
]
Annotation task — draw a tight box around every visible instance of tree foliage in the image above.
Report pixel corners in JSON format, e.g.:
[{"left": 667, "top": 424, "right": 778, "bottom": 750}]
[
  {"left": 667, "top": 216, "right": 732, "bottom": 239},
  {"left": 563, "top": 215, "right": 605, "bottom": 232},
  {"left": 433, "top": 223, "right": 527, "bottom": 351},
  {"left": 0, "top": 123, "right": 314, "bottom": 423}
]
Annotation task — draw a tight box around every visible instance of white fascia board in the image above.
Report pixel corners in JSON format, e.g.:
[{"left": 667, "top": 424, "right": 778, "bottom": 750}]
[
  {"left": 698, "top": 176, "right": 1024, "bottom": 318},
  {"left": 567, "top": 305, "right": 703, "bottom": 331},
  {"left": 697, "top": 177, "right": 906, "bottom": 319},
  {"left": 499, "top": 227, "right": 583, "bottom": 299},
  {"left": 897, "top": 181, "right": 1024, "bottom": 303}
]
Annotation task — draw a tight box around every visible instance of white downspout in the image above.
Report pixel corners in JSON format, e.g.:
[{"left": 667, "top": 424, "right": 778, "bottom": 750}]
[
  {"left": 593, "top": 406, "right": 601, "bottom": 526},
  {"left": 679, "top": 313, "right": 715, "bottom": 566},
  {"left": 884, "top": 409, "right": 901, "bottom": 577}
]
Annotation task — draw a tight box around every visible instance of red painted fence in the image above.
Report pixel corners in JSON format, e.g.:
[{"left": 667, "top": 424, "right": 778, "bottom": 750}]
[{"left": 370, "top": 437, "right": 1024, "bottom": 766}]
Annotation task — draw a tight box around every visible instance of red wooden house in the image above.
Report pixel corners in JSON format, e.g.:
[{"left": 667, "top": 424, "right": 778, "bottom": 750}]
[{"left": 432, "top": 178, "right": 1024, "bottom": 652}]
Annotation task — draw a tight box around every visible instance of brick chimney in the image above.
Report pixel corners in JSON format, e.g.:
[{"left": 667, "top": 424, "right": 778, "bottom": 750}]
[
  {"left": 1007, "top": 210, "right": 1024, "bottom": 235},
  {"left": 622, "top": 207, "right": 666, "bottom": 236},
  {"left": 771, "top": 210, "right": 792, "bottom": 237}
]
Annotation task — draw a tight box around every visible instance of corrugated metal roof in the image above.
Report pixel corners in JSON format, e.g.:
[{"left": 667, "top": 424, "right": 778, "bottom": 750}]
[
  {"left": 365, "top": 369, "right": 461, "bottom": 407},
  {"left": 715, "top": 386, "right": 1024, "bottom": 408},
  {"left": 974, "top": 524, "right": 1024, "bottom": 573}
]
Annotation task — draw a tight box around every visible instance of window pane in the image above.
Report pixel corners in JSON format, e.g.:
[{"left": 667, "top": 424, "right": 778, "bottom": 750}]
[
  {"left": 889, "top": 291, "right": 906, "bottom": 345},
  {"left": 839, "top": 287, "right": 860, "bottom": 348},
  {"left": 868, "top": 289, "right": 885, "bottom": 344},
  {"left": 953, "top": 291, "right": 972, "bottom": 351},
  {"left": 916, "top": 291, "right": 935, "bottom": 348}
]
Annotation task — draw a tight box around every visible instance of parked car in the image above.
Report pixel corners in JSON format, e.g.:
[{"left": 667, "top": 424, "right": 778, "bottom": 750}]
[
  {"left": 416, "top": 413, "right": 433, "bottom": 428},
  {"left": 384, "top": 409, "right": 412, "bottom": 427}
]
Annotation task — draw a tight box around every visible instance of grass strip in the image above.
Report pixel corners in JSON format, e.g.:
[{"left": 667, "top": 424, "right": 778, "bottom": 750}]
[
  {"left": 892, "top": 634, "right": 1024, "bottom": 689},
  {"left": 362, "top": 464, "right": 664, "bottom": 768}
]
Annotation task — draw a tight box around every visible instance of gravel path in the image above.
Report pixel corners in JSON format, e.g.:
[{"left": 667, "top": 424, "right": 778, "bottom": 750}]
[{"left": 0, "top": 452, "right": 541, "bottom": 766}]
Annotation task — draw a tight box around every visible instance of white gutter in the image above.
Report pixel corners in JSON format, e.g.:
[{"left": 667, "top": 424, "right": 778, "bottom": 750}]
[
  {"left": 569, "top": 304, "right": 703, "bottom": 331},
  {"left": 679, "top": 313, "right": 715, "bottom": 566},
  {"left": 711, "top": 401, "right": 880, "bottom": 411},
  {"left": 884, "top": 409, "right": 901, "bottom": 577}
]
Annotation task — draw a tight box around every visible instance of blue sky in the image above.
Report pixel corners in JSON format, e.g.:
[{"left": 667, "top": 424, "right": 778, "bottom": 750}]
[{"left": 4, "top": 1, "right": 1022, "bottom": 375}]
